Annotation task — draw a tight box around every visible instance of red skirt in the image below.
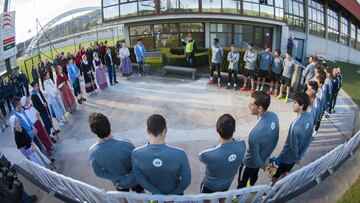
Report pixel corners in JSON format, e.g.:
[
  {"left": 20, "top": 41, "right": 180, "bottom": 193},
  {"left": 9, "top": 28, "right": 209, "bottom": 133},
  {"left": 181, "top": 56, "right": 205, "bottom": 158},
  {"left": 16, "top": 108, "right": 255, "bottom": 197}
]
[
  {"left": 34, "top": 120, "right": 53, "bottom": 152},
  {"left": 61, "top": 83, "right": 76, "bottom": 111}
]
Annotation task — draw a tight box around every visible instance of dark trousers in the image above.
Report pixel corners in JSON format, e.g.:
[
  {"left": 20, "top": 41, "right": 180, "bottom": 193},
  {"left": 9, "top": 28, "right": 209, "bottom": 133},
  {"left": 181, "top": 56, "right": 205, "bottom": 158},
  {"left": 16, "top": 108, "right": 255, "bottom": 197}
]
[
  {"left": 329, "top": 92, "right": 338, "bottom": 113},
  {"left": 237, "top": 164, "right": 260, "bottom": 188},
  {"left": 0, "top": 102, "right": 6, "bottom": 117},
  {"left": 108, "top": 65, "right": 114, "bottom": 85},
  {"left": 228, "top": 69, "right": 238, "bottom": 85},
  {"left": 5, "top": 97, "right": 11, "bottom": 112},
  {"left": 210, "top": 63, "right": 221, "bottom": 78},
  {"left": 113, "top": 65, "right": 118, "bottom": 82},
  {"left": 186, "top": 56, "right": 194, "bottom": 67},
  {"left": 116, "top": 184, "right": 144, "bottom": 193},
  {"left": 315, "top": 108, "right": 325, "bottom": 131},
  {"left": 138, "top": 61, "right": 145, "bottom": 75},
  {"left": 40, "top": 113, "right": 53, "bottom": 135}
]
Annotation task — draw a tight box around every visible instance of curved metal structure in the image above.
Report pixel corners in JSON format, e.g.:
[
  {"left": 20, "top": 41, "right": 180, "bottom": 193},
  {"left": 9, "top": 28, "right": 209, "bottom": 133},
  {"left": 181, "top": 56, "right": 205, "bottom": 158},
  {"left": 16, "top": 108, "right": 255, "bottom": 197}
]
[{"left": 26, "top": 6, "right": 100, "bottom": 53}]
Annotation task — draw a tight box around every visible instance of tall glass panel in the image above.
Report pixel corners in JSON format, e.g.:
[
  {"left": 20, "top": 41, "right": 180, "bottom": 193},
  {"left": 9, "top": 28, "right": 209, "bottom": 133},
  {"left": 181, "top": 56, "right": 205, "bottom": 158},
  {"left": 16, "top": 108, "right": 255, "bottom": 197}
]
[
  {"left": 160, "top": 0, "right": 178, "bottom": 13},
  {"left": 120, "top": 2, "right": 138, "bottom": 18},
  {"left": 103, "top": 5, "right": 120, "bottom": 21},
  {"left": 260, "top": 5, "right": 274, "bottom": 19},
  {"left": 243, "top": 2, "right": 259, "bottom": 16},
  {"left": 201, "top": 0, "right": 221, "bottom": 12},
  {"left": 222, "top": 0, "right": 241, "bottom": 14},
  {"left": 138, "top": 0, "right": 156, "bottom": 15},
  {"left": 179, "top": 0, "right": 199, "bottom": 13}
]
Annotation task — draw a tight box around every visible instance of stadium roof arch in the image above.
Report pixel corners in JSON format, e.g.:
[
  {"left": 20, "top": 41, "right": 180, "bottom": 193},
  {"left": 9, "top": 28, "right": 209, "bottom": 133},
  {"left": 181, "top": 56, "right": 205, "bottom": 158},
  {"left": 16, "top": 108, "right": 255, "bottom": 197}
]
[{"left": 26, "top": 6, "right": 100, "bottom": 53}]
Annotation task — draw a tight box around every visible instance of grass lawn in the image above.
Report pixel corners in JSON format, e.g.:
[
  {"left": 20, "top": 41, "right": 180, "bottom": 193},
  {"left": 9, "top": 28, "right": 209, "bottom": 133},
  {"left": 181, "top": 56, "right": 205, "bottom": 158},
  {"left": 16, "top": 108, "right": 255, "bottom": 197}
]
[
  {"left": 337, "top": 174, "right": 360, "bottom": 203},
  {"left": 328, "top": 61, "right": 360, "bottom": 107}
]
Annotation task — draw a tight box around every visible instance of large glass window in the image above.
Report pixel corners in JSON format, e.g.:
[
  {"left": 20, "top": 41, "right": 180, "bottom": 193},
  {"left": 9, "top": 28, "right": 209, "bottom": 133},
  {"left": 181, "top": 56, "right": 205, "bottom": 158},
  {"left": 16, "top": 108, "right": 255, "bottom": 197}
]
[
  {"left": 160, "top": 0, "right": 199, "bottom": 13},
  {"left": 243, "top": 1, "right": 259, "bottom": 17},
  {"left": 201, "top": 0, "right": 221, "bottom": 13},
  {"left": 222, "top": 0, "right": 241, "bottom": 14},
  {"left": 327, "top": 8, "right": 339, "bottom": 42},
  {"left": 340, "top": 16, "right": 349, "bottom": 45},
  {"left": 138, "top": 0, "right": 156, "bottom": 15},
  {"left": 350, "top": 23, "right": 356, "bottom": 48},
  {"left": 284, "top": 0, "right": 305, "bottom": 32},
  {"left": 103, "top": 5, "right": 120, "bottom": 21},
  {"left": 120, "top": 2, "right": 138, "bottom": 18},
  {"left": 309, "top": 0, "right": 325, "bottom": 38},
  {"left": 130, "top": 23, "right": 204, "bottom": 51}
]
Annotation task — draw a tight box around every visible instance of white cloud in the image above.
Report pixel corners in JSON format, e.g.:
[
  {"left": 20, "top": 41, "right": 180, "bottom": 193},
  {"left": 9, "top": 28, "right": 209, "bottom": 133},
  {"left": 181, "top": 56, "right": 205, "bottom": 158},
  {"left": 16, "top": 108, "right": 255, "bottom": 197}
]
[{"left": 10, "top": 0, "right": 99, "bottom": 43}]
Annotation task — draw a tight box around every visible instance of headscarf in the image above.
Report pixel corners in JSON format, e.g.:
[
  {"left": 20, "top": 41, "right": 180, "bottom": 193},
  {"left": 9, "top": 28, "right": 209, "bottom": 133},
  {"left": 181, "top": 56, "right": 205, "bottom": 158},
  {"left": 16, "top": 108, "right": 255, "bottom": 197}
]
[{"left": 20, "top": 96, "right": 27, "bottom": 107}]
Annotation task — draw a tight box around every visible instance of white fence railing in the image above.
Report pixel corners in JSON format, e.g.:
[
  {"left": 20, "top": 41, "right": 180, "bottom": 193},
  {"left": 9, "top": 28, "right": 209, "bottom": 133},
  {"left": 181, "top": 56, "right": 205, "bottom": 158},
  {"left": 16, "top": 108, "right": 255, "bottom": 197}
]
[
  {"left": 265, "top": 130, "right": 360, "bottom": 202},
  {"left": 16, "top": 130, "right": 360, "bottom": 203}
]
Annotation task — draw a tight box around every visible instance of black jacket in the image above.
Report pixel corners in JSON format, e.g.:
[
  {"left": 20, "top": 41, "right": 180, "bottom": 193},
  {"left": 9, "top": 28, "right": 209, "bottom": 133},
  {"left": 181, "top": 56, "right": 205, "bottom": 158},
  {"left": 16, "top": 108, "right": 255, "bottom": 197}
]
[
  {"left": 15, "top": 128, "right": 32, "bottom": 149},
  {"left": 104, "top": 53, "right": 113, "bottom": 66},
  {"left": 31, "top": 90, "right": 48, "bottom": 116}
]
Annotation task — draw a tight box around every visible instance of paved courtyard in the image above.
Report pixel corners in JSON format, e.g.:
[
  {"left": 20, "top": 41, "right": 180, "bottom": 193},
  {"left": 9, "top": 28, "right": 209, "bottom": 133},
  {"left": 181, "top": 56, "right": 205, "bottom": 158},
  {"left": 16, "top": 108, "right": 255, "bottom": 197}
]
[{"left": 0, "top": 75, "right": 355, "bottom": 197}]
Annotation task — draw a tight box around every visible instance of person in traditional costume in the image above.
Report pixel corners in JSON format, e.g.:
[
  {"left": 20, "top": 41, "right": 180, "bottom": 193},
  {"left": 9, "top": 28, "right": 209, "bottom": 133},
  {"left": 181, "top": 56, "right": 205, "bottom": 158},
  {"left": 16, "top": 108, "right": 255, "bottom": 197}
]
[
  {"left": 93, "top": 52, "right": 108, "bottom": 90},
  {"left": 21, "top": 96, "right": 55, "bottom": 153},
  {"left": 56, "top": 65, "right": 77, "bottom": 112},
  {"left": 67, "top": 59, "right": 85, "bottom": 104},
  {"left": 81, "top": 55, "right": 97, "bottom": 94},
  {"left": 10, "top": 116, "right": 53, "bottom": 169},
  {"left": 30, "top": 81, "right": 59, "bottom": 137},
  {"left": 119, "top": 42, "right": 133, "bottom": 79},
  {"left": 12, "top": 97, "right": 46, "bottom": 154},
  {"left": 43, "top": 72, "right": 67, "bottom": 125}
]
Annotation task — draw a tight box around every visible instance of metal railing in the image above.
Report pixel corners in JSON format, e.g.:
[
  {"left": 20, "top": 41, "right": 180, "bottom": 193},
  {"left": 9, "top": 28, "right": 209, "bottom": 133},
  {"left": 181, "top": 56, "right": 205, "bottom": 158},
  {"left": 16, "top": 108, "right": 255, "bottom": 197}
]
[
  {"left": 15, "top": 130, "right": 360, "bottom": 203},
  {"left": 16, "top": 159, "right": 270, "bottom": 203},
  {"left": 264, "top": 130, "right": 360, "bottom": 202}
]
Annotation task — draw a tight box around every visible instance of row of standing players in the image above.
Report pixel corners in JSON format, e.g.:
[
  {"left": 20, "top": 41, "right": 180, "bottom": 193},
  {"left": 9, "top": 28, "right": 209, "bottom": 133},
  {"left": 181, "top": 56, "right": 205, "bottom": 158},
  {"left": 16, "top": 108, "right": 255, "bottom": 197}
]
[
  {"left": 207, "top": 38, "right": 343, "bottom": 118},
  {"left": 88, "top": 64, "right": 342, "bottom": 195}
]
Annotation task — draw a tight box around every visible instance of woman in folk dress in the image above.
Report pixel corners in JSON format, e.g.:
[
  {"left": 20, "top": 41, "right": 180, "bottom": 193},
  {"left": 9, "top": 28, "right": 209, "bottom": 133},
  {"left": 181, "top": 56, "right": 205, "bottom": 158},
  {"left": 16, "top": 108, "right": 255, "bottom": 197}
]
[
  {"left": 119, "top": 42, "right": 133, "bottom": 79},
  {"left": 56, "top": 66, "right": 77, "bottom": 113},
  {"left": 93, "top": 52, "right": 108, "bottom": 90},
  {"left": 81, "top": 55, "right": 97, "bottom": 93}
]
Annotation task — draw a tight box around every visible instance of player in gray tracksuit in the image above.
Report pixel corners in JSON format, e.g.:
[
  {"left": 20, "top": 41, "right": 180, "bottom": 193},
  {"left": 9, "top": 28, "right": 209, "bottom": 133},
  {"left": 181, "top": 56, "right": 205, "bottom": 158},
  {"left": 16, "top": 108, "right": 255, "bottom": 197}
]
[
  {"left": 227, "top": 44, "right": 240, "bottom": 90},
  {"left": 237, "top": 91, "right": 279, "bottom": 188},
  {"left": 199, "top": 114, "right": 246, "bottom": 193},
  {"left": 208, "top": 38, "right": 224, "bottom": 87},
  {"left": 131, "top": 114, "right": 191, "bottom": 195},
  {"left": 267, "top": 49, "right": 283, "bottom": 96},
  {"left": 257, "top": 47, "right": 272, "bottom": 91},
  {"left": 88, "top": 113, "right": 143, "bottom": 192},
  {"left": 272, "top": 92, "right": 314, "bottom": 184},
  {"left": 240, "top": 43, "right": 257, "bottom": 93},
  {"left": 276, "top": 52, "right": 296, "bottom": 103}
]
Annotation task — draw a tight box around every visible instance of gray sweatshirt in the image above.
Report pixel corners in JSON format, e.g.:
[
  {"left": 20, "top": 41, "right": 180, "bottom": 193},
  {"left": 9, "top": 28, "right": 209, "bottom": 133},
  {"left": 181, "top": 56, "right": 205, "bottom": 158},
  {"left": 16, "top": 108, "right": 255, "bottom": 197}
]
[
  {"left": 227, "top": 51, "right": 240, "bottom": 71},
  {"left": 199, "top": 139, "right": 246, "bottom": 191},
  {"left": 259, "top": 51, "right": 272, "bottom": 71},
  {"left": 305, "top": 63, "right": 315, "bottom": 85},
  {"left": 211, "top": 44, "right": 224, "bottom": 64},
  {"left": 89, "top": 138, "right": 138, "bottom": 188},
  {"left": 282, "top": 58, "right": 296, "bottom": 78},
  {"left": 132, "top": 143, "right": 191, "bottom": 195},
  {"left": 243, "top": 50, "right": 257, "bottom": 70},
  {"left": 272, "top": 56, "right": 283, "bottom": 74},
  {"left": 279, "top": 112, "right": 314, "bottom": 164},
  {"left": 243, "top": 111, "right": 279, "bottom": 168}
]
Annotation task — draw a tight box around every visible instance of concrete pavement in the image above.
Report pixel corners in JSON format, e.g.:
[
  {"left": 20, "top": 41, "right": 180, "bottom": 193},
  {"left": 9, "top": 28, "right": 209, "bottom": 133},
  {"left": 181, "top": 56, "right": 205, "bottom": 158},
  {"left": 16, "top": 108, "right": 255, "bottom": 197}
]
[{"left": 0, "top": 74, "right": 357, "bottom": 202}]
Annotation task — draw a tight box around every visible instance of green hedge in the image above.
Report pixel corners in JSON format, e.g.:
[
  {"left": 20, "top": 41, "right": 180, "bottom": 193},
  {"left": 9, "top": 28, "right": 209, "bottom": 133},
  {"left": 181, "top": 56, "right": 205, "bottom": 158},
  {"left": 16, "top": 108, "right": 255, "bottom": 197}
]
[{"left": 161, "top": 47, "right": 209, "bottom": 67}]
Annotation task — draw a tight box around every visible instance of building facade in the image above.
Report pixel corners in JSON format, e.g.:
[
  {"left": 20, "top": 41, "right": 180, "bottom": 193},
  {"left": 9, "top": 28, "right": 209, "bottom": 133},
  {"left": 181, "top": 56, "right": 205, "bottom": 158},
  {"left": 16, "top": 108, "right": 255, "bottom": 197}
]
[{"left": 101, "top": 0, "right": 360, "bottom": 64}]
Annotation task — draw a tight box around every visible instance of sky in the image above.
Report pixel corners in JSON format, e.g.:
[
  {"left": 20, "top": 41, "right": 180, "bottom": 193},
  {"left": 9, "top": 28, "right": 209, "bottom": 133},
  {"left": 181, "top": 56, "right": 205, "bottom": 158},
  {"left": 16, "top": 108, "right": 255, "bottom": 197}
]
[{"left": 8, "top": 0, "right": 99, "bottom": 43}]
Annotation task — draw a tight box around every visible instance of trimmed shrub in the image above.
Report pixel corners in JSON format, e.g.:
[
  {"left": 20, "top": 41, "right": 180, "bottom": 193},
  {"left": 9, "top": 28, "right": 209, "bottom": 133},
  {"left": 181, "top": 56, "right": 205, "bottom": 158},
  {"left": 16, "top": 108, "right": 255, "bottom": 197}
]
[{"left": 161, "top": 47, "right": 209, "bottom": 68}]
